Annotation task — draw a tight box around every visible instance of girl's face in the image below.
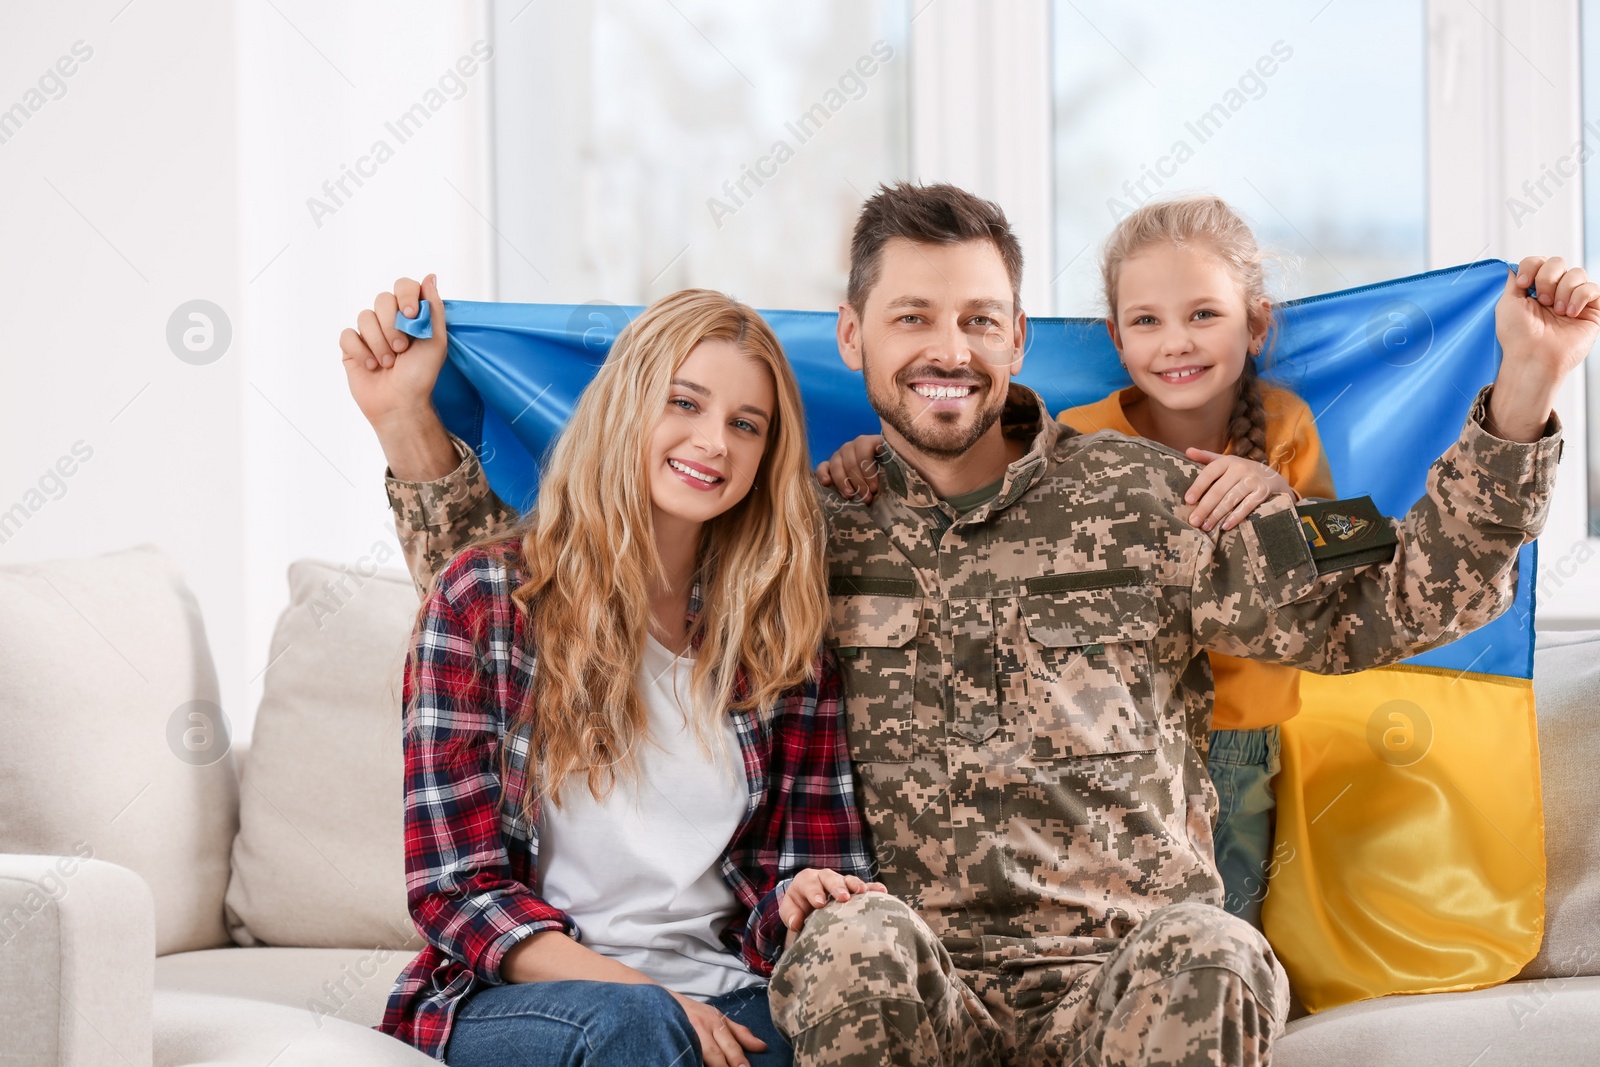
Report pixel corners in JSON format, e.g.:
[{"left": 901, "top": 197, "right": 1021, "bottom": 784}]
[
  {"left": 1107, "top": 242, "right": 1268, "bottom": 415},
  {"left": 647, "top": 338, "right": 776, "bottom": 528}
]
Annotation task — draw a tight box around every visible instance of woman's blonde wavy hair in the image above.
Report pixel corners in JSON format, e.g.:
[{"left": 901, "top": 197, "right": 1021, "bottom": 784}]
[{"left": 456, "top": 288, "right": 828, "bottom": 816}]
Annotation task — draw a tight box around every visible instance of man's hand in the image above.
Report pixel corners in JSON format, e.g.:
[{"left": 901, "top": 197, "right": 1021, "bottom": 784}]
[
  {"left": 666, "top": 991, "right": 768, "bottom": 1067},
  {"left": 339, "top": 274, "right": 458, "bottom": 481},
  {"left": 1490, "top": 256, "right": 1600, "bottom": 442},
  {"left": 340, "top": 274, "right": 448, "bottom": 431},
  {"left": 1183, "top": 450, "right": 1295, "bottom": 531}
]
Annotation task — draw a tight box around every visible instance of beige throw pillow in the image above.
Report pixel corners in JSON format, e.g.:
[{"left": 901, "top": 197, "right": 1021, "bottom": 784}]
[
  {"left": 1519, "top": 629, "right": 1600, "bottom": 980},
  {"left": 0, "top": 544, "right": 237, "bottom": 954},
  {"left": 224, "top": 557, "right": 424, "bottom": 950}
]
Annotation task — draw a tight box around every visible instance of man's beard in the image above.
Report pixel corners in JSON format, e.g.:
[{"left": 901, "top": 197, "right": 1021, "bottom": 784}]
[{"left": 861, "top": 342, "right": 1008, "bottom": 459}]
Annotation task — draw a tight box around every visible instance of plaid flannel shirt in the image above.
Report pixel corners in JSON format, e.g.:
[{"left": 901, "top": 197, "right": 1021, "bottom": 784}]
[{"left": 377, "top": 542, "right": 875, "bottom": 1060}]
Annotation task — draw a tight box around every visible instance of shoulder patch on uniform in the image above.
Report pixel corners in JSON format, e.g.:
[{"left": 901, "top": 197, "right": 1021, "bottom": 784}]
[
  {"left": 1296, "top": 495, "right": 1399, "bottom": 574},
  {"left": 1025, "top": 568, "right": 1144, "bottom": 594},
  {"left": 1250, "top": 508, "right": 1313, "bottom": 577},
  {"left": 829, "top": 574, "right": 919, "bottom": 597}
]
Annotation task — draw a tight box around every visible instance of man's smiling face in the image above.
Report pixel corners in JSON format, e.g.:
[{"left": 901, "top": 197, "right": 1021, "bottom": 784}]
[{"left": 841, "top": 236, "right": 1024, "bottom": 459}]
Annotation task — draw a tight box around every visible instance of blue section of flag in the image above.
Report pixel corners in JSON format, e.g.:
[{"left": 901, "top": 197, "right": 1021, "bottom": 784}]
[{"left": 420, "top": 260, "right": 1535, "bottom": 679}]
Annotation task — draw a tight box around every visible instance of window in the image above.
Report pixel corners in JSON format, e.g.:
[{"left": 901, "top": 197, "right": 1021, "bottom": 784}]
[
  {"left": 1050, "top": 1, "right": 1427, "bottom": 315},
  {"left": 491, "top": 0, "right": 910, "bottom": 310}
]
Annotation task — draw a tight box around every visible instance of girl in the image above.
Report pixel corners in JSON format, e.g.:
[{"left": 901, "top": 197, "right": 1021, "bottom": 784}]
[
  {"left": 376, "top": 288, "right": 884, "bottom": 1067},
  {"left": 816, "top": 195, "right": 1333, "bottom": 932}
]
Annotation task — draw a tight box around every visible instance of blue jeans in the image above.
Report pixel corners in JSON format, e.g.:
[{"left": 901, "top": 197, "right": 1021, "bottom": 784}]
[
  {"left": 1208, "top": 725, "right": 1281, "bottom": 931},
  {"left": 443, "top": 979, "right": 792, "bottom": 1067}
]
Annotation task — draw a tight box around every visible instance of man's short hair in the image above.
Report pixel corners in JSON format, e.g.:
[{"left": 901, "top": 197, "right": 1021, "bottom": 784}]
[{"left": 846, "top": 182, "right": 1024, "bottom": 317}]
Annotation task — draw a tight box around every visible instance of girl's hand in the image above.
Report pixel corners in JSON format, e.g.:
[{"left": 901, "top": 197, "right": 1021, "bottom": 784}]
[
  {"left": 815, "top": 435, "right": 886, "bottom": 502},
  {"left": 1183, "top": 449, "right": 1295, "bottom": 532},
  {"left": 778, "top": 868, "right": 887, "bottom": 936},
  {"left": 666, "top": 990, "right": 767, "bottom": 1067}
]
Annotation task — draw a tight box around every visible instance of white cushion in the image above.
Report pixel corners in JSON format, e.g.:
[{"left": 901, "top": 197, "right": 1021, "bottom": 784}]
[
  {"left": 156, "top": 945, "right": 415, "bottom": 1030},
  {"left": 154, "top": 990, "right": 433, "bottom": 1067},
  {"left": 0, "top": 545, "right": 237, "bottom": 954},
  {"left": 224, "top": 558, "right": 423, "bottom": 951},
  {"left": 1275, "top": 974, "right": 1600, "bottom": 1065},
  {"left": 1520, "top": 630, "right": 1600, "bottom": 980}
]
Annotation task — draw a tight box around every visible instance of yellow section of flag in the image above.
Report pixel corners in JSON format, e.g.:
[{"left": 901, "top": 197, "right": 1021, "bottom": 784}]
[{"left": 1263, "top": 665, "right": 1545, "bottom": 1012}]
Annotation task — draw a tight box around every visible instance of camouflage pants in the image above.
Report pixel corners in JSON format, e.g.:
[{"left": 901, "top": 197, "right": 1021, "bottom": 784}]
[{"left": 768, "top": 894, "right": 1289, "bottom": 1067}]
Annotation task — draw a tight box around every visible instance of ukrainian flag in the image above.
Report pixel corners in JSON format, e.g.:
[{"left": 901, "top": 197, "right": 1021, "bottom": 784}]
[{"left": 416, "top": 259, "right": 1543, "bottom": 1012}]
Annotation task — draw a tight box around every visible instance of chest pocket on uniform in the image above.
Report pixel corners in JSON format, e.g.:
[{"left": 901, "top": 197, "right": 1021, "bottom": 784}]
[
  {"left": 1017, "top": 582, "right": 1163, "bottom": 760},
  {"left": 828, "top": 591, "right": 922, "bottom": 763}
]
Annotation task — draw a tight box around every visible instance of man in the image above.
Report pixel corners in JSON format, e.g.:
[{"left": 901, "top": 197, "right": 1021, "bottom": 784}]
[{"left": 342, "top": 183, "right": 1594, "bottom": 1066}]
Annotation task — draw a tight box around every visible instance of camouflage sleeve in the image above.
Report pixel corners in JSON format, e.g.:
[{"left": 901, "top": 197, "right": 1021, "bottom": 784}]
[
  {"left": 1190, "top": 385, "right": 1561, "bottom": 674},
  {"left": 384, "top": 433, "right": 521, "bottom": 600}
]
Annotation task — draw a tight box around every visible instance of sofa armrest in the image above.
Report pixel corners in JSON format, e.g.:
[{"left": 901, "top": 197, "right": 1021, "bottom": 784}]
[{"left": 0, "top": 853, "right": 154, "bottom": 1067}]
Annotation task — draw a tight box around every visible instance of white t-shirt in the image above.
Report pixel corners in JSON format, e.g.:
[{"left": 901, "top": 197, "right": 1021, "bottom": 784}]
[{"left": 537, "top": 634, "right": 760, "bottom": 1000}]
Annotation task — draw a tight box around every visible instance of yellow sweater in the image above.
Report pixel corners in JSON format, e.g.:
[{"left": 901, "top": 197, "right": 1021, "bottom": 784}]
[{"left": 1057, "top": 386, "right": 1335, "bottom": 731}]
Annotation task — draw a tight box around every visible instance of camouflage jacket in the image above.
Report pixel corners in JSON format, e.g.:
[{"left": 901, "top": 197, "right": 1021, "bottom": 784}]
[{"left": 385, "top": 384, "right": 1560, "bottom": 961}]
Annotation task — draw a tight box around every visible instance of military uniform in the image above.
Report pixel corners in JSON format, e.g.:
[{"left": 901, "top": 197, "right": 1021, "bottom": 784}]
[
  {"left": 385, "top": 383, "right": 1560, "bottom": 1066},
  {"left": 385, "top": 433, "right": 520, "bottom": 602}
]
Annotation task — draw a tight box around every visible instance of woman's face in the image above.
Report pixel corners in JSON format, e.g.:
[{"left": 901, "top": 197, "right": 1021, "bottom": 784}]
[{"left": 647, "top": 338, "right": 776, "bottom": 528}]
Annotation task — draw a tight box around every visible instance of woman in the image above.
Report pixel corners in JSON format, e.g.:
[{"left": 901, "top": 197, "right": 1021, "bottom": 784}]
[{"left": 361, "top": 287, "right": 883, "bottom": 1066}]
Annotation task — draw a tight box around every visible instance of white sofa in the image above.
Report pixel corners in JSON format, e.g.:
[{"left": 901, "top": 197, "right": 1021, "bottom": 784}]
[
  {"left": 1, "top": 546, "right": 431, "bottom": 1066},
  {"left": 1, "top": 545, "right": 1597, "bottom": 1066}
]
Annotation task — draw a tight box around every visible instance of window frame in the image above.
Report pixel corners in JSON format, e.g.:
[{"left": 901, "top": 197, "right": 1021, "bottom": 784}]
[{"left": 1426, "top": 0, "right": 1593, "bottom": 626}]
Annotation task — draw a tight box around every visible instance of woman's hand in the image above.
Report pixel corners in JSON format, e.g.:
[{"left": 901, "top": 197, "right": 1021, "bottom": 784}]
[
  {"left": 779, "top": 868, "right": 887, "bottom": 936},
  {"left": 815, "top": 435, "right": 886, "bottom": 502},
  {"left": 1183, "top": 450, "right": 1295, "bottom": 532},
  {"left": 667, "top": 991, "right": 768, "bottom": 1067},
  {"left": 503, "top": 932, "right": 767, "bottom": 1066}
]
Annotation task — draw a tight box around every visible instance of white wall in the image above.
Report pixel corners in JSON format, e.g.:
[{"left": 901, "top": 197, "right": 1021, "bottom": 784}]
[
  {"left": 0, "top": 0, "right": 495, "bottom": 741},
  {"left": 235, "top": 0, "right": 495, "bottom": 736},
  {"left": 0, "top": 4, "right": 244, "bottom": 715}
]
